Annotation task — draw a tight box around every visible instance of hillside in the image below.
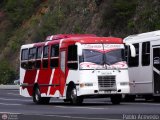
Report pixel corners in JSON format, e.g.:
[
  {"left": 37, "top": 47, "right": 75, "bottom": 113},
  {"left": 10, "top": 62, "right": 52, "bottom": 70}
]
[{"left": 0, "top": 0, "right": 160, "bottom": 84}]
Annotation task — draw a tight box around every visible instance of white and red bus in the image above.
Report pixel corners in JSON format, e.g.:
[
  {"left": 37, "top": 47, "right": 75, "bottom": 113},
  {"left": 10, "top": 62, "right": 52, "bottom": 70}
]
[{"left": 20, "top": 34, "right": 130, "bottom": 104}]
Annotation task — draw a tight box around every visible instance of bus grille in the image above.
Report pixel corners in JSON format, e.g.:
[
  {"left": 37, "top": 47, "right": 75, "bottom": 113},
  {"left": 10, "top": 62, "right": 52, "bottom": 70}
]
[{"left": 98, "top": 76, "right": 116, "bottom": 90}]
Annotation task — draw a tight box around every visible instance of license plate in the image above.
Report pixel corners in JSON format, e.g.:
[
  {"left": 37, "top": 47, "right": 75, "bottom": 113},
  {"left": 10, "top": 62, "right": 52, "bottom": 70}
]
[{"left": 99, "top": 91, "right": 111, "bottom": 94}]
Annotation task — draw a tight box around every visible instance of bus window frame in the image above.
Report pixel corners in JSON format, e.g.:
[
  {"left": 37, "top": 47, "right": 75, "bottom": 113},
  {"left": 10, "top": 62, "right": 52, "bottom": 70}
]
[
  {"left": 35, "top": 46, "right": 43, "bottom": 69},
  {"left": 142, "top": 42, "right": 150, "bottom": 66},
  {"left": 67, "top": 45, "right": 78, "bottom": 70},
  {"left": 42, "top": 45, "right": 49, "bottom": 69},
  {"left": 21, "top": 48, "right": 29, "bottom": 69},
  {"left": 50, "top": 44, "right": 59, "bottom": 68}
]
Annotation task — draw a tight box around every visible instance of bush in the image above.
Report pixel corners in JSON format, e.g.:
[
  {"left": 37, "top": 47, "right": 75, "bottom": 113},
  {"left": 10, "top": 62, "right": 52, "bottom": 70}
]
[
  {"left": 134, "top": 0, "right": 160, "bottom": 32},
  {"left": 73, "top": 24, "right": 83, "bottom": 33},
  {"left": 33, "top": 5, "right": 65, "bottom": 41},
  {"left": 4, "top": 0, "right": 42, "bottom": 27},
  {"left": 101, "top": 0, "right": 138, "bottom": 32},
  {"left": 0, "top": 60, "right": 17, "bottom": 84}
]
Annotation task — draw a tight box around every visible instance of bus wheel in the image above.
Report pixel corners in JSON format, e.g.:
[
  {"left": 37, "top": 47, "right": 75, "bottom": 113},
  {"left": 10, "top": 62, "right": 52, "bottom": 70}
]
[
  {"left": 70, "top": 88, "right": 83, "bottom": 105},
  {"left": 63, "top": 99, "right": 69, "bottom": 102},
  {"left": 33, "top": 87, "right": 50, "bottom": 104},
  {"left": 145, "top": 95, "right": 152, "bottom": 101},
  {"left": 154, "top": 96, "right": 160, "bottom": 102},
  {"left": 111, "top": 95, "right": 122, "bottom": 105}
]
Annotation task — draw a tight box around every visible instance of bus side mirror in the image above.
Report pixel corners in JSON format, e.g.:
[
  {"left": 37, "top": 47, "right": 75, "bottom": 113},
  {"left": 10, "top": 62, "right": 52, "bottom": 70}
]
[
  {"left": 128, "top": 44, "right": 136, "bottom": 57},
  {"left": 76, "top": 42, "right": 82, "bottom": 56}
]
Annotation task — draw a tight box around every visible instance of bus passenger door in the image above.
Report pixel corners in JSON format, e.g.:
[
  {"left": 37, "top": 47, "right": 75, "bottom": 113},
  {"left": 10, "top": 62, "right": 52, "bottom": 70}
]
[
  {"left": 153, "top": 47, "right": 160, "bottom": 94},
  {"left": 59, "top": 50, "right": 67, "bottom": 97}
]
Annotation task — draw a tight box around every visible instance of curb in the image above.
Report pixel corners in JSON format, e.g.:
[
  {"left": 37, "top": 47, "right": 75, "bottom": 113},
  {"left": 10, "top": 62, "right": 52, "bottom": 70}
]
[{"left": 0, "top": 85, "right": 19, "bottom": 90}]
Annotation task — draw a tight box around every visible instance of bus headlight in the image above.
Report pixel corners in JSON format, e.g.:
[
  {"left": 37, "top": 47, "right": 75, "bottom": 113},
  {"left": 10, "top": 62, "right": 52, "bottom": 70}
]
[
  {"left": 80, "top": 83, "right": 85, "bottom": 88},
  {"left": 80, "top": 83, "right": 93, "bottom": 88},
  {"left": 120, "top": 82, "right": 129, "bottom": 86}
]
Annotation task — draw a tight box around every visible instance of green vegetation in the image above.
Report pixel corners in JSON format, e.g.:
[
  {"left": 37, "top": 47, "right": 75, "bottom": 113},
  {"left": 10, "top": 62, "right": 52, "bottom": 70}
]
[
  {"left": 101, "top": 0, "right": 138, "bottom": 36},
  {"left": 0, "top": 60, "right": 17, "bottom": 84},
  {"left": 0, "top": 0, "right": 42, "bottom": 84},
  {"left": 1, "top": 0, "right": 160, "bottom": 84},
  {"left": 101, "top": 0, "right": 160, "bottom": 36},
  {"left": 4, "top": 0, "right": 42, "bottom": 27},
  {"left": 0, "top": 0, "right": 42, "bottom": 49},
  {"left": 134, "top": 0, "right": 160, "bottom": 32}
]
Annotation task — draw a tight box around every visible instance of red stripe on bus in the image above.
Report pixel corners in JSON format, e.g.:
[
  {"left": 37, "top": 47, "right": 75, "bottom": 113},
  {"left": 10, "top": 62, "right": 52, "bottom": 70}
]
[
  {"left": 49, "top": 69, "right": 60, "bottom": 95},
  {"left": 37, "top": 68, "right": 52, "bottom": 94},
  {"left": 23, "top": 70, "right": 37, "bottom": 96}
]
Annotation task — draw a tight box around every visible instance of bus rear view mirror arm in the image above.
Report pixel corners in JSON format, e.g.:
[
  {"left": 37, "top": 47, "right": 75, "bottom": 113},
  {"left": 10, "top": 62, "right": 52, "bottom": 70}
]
[
  {"left": 127, "top": 43, "right": 136, "bottom": 57},
  {"left": 76, "top": 42, "right": 82, "bottom": 56}
]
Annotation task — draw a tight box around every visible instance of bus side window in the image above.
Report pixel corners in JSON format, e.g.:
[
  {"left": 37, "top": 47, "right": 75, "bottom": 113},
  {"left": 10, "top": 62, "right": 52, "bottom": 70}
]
[
  {"left": 50, "top": 44, "right": 59, "bottom": 68},
  {"left": 28, "top": 47, "right": 36, "bottom": 69},
  {"left": 43, "top": 46, "right": 49, "bottom": 68},
  {"left": 36, "top": 47, "right": 42, "bottom": 69},
  {"left": 21, "top": 49, "right": 28, "bottom": 69},
  {"left": 142, "top": 42, "right": 150, "bottom": 66},
  {"left": 128, "top": 43, "right": 139, "bottom": 67},
  {"left": 67, "top": 45, "right": 78, "bottom": 70}
]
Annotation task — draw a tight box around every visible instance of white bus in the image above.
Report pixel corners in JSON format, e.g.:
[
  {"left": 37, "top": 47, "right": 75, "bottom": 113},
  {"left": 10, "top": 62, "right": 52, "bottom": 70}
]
[{"left": 124, "top": 30, "right": 160, "bottom": 101}]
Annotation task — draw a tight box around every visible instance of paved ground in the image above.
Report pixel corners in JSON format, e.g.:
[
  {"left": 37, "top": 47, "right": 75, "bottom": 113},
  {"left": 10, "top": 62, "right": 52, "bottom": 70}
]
[{"left": 0, "top": 90, "right": 160, "bottom": 120}]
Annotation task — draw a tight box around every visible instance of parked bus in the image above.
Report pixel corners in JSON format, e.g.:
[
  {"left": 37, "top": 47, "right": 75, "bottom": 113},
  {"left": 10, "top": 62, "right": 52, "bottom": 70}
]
[
  {"left": 124, "top": 30, "right": 160, "bottom": 101},
  {"left": 20, "top": 34, "right": 131, "bottom": 104}
]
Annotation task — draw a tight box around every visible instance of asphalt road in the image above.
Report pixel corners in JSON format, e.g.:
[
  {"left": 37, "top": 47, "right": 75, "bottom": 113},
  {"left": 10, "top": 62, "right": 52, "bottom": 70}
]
[{"left": 0, "top": 90, "right": 160, "bottom": 120}]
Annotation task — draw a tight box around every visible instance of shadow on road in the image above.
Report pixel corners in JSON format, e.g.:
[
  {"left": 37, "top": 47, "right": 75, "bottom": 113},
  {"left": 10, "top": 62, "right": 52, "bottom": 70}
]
[{"left": 25, "top": 100, "right": 125, "bottom": 106}]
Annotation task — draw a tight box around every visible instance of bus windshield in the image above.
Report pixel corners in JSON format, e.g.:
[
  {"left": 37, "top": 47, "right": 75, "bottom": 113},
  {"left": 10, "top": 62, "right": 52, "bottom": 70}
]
[
  {"left": 79, "top": 44, "right": 126, "bottom": 69},
  {"left": 80, "top": 49, "right": 125, "bottom": 65},
  {"left": 105, "top": 49, "right": 125, "bottom": 65},
  {"left": 80, "top": 49, "right": 103, "bottom": 65}
]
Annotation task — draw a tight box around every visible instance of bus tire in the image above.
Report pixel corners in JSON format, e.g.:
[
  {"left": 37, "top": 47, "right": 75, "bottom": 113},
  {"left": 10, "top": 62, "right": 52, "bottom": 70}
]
[
  {"left": 69, "top": 87, "right": 83, "bottom": 105},
  {"left": 111, "top": 95, "right": 122, "bottom": 105},
  {"left": 33, "top": 87, "right": 50, "bottom": 104},
  {"left": 145, "top": 95, "right": 152, "bottom": 101},
  {"left": 154, "top": 96, "right": 160, "bottom": 102},
  {"left": 63, "top": 99, "right": 69, "bottom": 102}
]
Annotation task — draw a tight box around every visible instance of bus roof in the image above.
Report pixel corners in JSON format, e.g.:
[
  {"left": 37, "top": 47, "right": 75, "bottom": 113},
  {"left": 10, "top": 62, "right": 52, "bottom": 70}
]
[
  {"left": 45, "top": 34, "right": 97, "bottom": 41},
  {"left": 21, "top": 35, "right": 123, "bottom": 49},
  {"left": 60, "top": 37, "right": 123, "bottom": 48},
  {"left": 124, "top": 30, "right": 160, "bottom": 44}
]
